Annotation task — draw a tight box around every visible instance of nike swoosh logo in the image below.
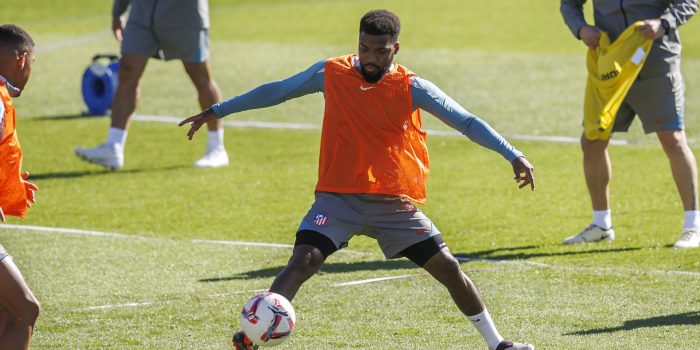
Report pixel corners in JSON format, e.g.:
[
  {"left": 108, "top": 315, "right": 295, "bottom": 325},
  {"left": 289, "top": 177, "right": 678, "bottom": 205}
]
[{"left": 360, "top": 85, "right": 375, "bottom": 90}]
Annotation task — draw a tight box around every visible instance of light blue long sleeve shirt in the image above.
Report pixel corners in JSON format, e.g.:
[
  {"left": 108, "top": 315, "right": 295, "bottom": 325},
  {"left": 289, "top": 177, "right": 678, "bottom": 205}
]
[{"left": 212, "top": 58, "right": 523, "bottom": 162}]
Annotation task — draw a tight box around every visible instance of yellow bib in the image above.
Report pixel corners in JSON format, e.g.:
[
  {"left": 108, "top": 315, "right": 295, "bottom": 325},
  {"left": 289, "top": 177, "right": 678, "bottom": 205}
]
[{"left": 584, "top": 21, "right": 652, "bottom": 140}]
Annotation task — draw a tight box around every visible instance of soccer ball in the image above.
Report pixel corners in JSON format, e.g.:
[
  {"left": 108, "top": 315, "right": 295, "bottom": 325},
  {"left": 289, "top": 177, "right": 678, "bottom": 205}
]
[{"left": 240, "top": 292, "right": 296, "bottom": 347}]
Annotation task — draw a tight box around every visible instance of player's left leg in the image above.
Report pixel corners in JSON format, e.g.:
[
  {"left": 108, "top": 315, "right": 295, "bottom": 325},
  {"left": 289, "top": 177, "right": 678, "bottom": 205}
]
[
  {"left": 401, "top": 238, "right": 534, "bottom": 350},
  {"left": 0, "top": 256, "right": 40, "bottom": 350},
  {"left": 180, "top": 28, "right": 227, "bottom": 168},
  {"left": 657, "top": 130, "right": 700, "bottom": 248},
  {"left": 182, "top": 59, "right": 227, "bottom": 168}
]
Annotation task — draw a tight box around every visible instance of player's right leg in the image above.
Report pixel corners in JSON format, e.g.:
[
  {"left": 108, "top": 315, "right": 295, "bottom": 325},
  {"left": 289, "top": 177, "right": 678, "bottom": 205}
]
[
  {"left": 75, "top": 22, "right": 154, "bottom": 170},
  {"left": 0, "top": 253, "right": 40, "bottom": 350},
  {"left": 233, "top": 231, "right": 337, "bottom": 350},
  {"left": 74, "top": 53, "right": 149, "bottom": 170},
  {"left": 563, "top": 133, "right": 615, "bottom": 244},
  {"left": 183, "top": 59, "right": 227, "bottom": 168}
]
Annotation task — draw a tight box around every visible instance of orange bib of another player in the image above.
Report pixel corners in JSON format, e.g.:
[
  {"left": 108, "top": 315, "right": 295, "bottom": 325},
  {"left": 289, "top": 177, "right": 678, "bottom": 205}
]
[
  {"left": 0, "top": 82, "right": 28, "bottom": 218},
  {"left": 316, "top": 55, "right": 430, "bottom": 203}
]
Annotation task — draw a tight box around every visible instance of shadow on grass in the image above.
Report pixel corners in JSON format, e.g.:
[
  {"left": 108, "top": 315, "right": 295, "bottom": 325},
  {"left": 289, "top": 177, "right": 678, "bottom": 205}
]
[
  {"left": 30, "top": 165, "right": 187, "bottom": 180},
  {"left": 565, "top": 311, "right": 700, "bottom": 335},
  {"left": 199, "top": 244, "right": 642, "bottom": 283},
  {"left": 199, "top": 259, "right": 419, "bottom": 282},
  {"left": 453, "top": 245, "right": 642, "bottom": 261}
]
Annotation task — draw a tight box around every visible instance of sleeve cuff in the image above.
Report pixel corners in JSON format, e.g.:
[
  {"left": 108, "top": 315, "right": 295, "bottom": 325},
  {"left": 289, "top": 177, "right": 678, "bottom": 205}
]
[
  {"left": 506, "top": 150, "right": 524, "bottom": 163},
  {"left": 211, "top": 103, "right": 225, "bottom": 118},
  {"left": 660, "top": 15, "right": 677, "bottom": 34}
]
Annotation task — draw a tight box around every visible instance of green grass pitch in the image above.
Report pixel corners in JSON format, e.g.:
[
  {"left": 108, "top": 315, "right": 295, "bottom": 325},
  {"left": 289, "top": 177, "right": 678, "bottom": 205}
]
[{"left": 1, "top": 0, "right": 699, "bottom": 349}]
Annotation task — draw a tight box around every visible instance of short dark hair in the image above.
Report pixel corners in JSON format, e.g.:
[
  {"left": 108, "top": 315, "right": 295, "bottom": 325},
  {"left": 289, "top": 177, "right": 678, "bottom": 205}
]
[
  {"left": 0, "top": 24, "right": 35, "bottom": 54},
  {"left": 359, "top": 9, "right": 401, "bottom": 41}
]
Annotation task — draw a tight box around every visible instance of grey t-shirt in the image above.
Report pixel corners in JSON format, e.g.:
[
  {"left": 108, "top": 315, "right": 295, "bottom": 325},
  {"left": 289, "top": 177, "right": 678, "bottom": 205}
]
[
  {"left": 561, "top": 0, "right": 698, "bottom": 77},
  {"left": 113, "top": 0, "right": 210, "bottom": 30}
]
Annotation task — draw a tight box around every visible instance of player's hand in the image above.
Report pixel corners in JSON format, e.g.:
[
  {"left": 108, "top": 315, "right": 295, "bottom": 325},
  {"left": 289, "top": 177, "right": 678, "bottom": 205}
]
[
  {"left": 0, "top": 207, "right": 5, "bottom": 223},
  {"left": 636, "top": 19, "right": 665, "bottom": 40},
  {"left": 179, "top": 108, "right": 218, "bottom": 140},
  {"left": 579, "top": 25, "right": 601, "bottom": 49},
  {"left": 512, "top": 156, "right": 535, "bottom": 191},
  {"left": 112, "top": 16, "right": 125, "bottom": 42},
  {"left": 21, "top": 172, "right": 38, "bottom": 207}
]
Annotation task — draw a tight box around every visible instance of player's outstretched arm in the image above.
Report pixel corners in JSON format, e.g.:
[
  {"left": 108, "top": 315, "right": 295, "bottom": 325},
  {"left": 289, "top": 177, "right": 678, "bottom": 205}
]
[
  {"left": 0, "top": 207, "right": 5, "bottom": 223},
  {"left": 179, "top": 108, "right": 218, "bottom": 140},
  {"left": 512, "top": 156, "right": 535, "bottom": 191}
]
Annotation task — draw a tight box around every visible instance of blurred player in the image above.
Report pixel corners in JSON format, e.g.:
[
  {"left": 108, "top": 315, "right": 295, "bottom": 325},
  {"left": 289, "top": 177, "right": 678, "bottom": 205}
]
[
  {"left": 0, "top": 24, "right": 41, "bottom": 350},
  {"left": 561, "top": 0, "right": 699, "bottom": 248},
  {"left": 181, "top": 10, "right": 535, "bottom": 350},
  {"left": 76, "top": 0, "right": 228, "bottom": 169}
]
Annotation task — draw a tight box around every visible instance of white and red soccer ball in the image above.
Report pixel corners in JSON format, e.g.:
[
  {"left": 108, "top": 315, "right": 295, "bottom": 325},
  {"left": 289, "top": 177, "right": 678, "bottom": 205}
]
[{"left": 240, "top": 292, "right": 296, "bottom": 347}]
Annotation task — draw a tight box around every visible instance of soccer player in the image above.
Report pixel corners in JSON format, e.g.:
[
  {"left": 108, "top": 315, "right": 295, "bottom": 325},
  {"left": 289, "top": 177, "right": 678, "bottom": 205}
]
[
  {"left": 75, "top": 0, "right": 229, "bottom": 169},
  {"left": 180, "top": 10, "right": 535, "bottom": 350},
  {"left": 561, "top": 0, "right": 700, "bottom": 248},
  {"left": 0, "top": 24, "right": 41, "bottom": 350}
]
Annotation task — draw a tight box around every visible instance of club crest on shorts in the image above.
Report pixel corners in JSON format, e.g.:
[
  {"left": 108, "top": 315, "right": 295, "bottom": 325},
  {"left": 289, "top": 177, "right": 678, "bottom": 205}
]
[{"left": 313, "top": 213, "right": 328, "bottom": 226}]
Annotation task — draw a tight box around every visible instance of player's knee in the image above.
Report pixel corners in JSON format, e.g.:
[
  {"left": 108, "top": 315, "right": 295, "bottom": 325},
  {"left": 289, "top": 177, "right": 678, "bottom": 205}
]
[
  {"left": 580, "top": 136, "right": 608, "bottom": 154},
  {"left": 658, "top": 130, "right": 686, "bottom": 152},
  {"left": 9, "top": 296, "right": 40, "bottom": 325},
  {"left": 26, "top": 297, "right": 40, "bottom": 324},
  {"left": 117, "top": 65, "right": 143, "bottom": 87},
  {"left": 287, "top": 250, "right": 324, "bottom": 279},
  {"left": 426, "top": 251, "right": 462, "bottom": 282}
]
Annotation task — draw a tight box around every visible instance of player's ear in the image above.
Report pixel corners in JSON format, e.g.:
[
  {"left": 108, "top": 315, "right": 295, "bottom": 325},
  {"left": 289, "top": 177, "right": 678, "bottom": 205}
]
[
  {"left": 16, "top": 51, "right": 27, "bottom": 70},
  {"left": 394, "top": 41, "right": 400, "bottom": 55}
]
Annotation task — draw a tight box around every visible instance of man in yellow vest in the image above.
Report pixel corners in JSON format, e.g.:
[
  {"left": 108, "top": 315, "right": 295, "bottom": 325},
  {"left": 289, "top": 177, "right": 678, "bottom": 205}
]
[
  {"left": 561, "top": 0, "right": 700, "bottom": 248},
  {"left": 0, "top": 24, "right": 41, "bottom": 350}
]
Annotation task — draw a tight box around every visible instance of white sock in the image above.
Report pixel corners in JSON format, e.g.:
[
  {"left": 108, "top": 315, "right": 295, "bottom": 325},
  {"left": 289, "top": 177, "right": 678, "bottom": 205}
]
[
  {"left": 106, "top": 127, "right": 127, "bottom": 147},
  {"left": 468, "top": 309, "right": 504, "bottom": 350},
  {"left": 683, "top": 210, "right": 700, "bottom": 229},
  {"left": 593, "top": 210, "right": 612, "bottom": 229},
  {"left": 206, "top": 129, "right": 224, "bottom": 150}
]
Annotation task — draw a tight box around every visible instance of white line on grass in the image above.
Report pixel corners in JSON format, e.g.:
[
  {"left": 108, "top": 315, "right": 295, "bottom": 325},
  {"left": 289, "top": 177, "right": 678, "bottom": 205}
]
[
  {"left": 133, "top": 114, "right": 630, "bottom": 145},
  {"left": 80, "top": 288, "right": 268, "bottom": 311},
  {"left": 193, "top": 239, "right": 294, "bottom": 249},
  {"left": 3, "top": 224, "right": 699, "bottom": 289},
  {"left": 37, "top": 30, "right": 111, "bottom": 53},
  {"left": 455, "top": 256, "right": 550, "bottom": 267},
  {"left": 0, "top": 224, "right": 128, "bottom": 238},
  {"left": 333, "top": 274, "right": 422, "bottom": 287},
  {"left": 192, "top": 238, "right": 366, "bottom": 255},
  {"left": 84, "top": 302, "right": 156, "bottom": 311}
]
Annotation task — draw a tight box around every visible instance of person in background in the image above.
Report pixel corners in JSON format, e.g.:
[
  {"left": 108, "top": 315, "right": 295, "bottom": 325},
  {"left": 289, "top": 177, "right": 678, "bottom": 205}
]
[
  {"left": 561, "top": 0, "right": 700, "bottom": 248},
  {"left": 76, "top": 0, "right": 229, "bottom": 169}
]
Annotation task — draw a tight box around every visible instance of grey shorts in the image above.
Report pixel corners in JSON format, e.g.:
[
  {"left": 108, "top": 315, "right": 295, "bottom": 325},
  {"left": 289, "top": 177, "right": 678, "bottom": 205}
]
[
  {"left": 0, "top": 244, "right": 8, "bottom": 262},
  {"left": 297, "top": 192, "right": 441, "bottom": 259},
  {"left": 612, "top": 69, "right": 685, "bottom": 134},
  {"left": 121, "top": 23, "right": 210, "bottom": 63}
]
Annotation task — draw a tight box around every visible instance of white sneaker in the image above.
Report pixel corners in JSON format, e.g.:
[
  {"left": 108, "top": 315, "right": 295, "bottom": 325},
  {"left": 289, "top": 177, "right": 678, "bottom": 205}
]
[
  {"left": 673, "top": 228, "right": 700, "bottom": 248},
  {"left": 193, "top": 145, "right": 229, "bottom": 168},
  {"left": 74, "top": 143, "right": 123, "bottom": 170},
  {"left": 562, "top": 224, "right": 615, "bottom": 244},
  {"left": 494, "top": 340, "right": 534, "bottom": 350}
]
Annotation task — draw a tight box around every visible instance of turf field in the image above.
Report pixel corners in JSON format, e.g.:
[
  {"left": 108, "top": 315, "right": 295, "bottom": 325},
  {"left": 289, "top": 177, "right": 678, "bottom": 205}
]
[{"left": 1, "top": 1, "right": 700, "bottom": 349}]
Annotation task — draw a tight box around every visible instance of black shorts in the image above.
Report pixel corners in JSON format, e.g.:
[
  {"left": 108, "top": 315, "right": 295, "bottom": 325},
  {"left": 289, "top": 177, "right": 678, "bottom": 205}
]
[{"left": 295, "top": 230, "right": 446, "bottom": 267}]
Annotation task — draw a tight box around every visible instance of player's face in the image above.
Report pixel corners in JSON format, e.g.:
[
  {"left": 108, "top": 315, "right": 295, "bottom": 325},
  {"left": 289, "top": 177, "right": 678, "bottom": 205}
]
[{"left": 358, "top": 32, "right": 399, "bottom": 83}]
